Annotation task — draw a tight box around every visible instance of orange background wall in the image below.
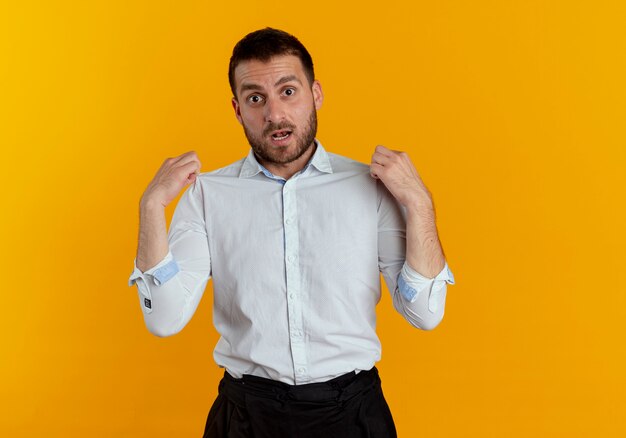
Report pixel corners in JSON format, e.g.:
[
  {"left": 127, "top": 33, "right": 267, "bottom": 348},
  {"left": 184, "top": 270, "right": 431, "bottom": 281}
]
[{"left": 1, "top": 1, "right": 624, "bottom": 436}]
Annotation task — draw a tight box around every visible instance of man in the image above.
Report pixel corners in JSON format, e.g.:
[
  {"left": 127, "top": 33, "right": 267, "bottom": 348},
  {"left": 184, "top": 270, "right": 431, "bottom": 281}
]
[{"left": 129, "top": 28, "right": 455, "bottom": 437}]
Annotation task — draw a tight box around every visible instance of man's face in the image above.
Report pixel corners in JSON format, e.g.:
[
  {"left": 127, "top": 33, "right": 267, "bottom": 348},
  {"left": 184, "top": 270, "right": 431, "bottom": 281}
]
[{"left": 231, "top": 55, "right": 323, "bottom": 165}]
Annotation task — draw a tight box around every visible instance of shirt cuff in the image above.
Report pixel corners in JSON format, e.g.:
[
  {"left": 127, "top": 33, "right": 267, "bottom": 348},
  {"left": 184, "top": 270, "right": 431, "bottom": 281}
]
[
  {"left": 128, "top": 251, "right": 180, "bottom": 287},
  {"left": 397, "top": 261, "right": 455, "bottom": 307}
]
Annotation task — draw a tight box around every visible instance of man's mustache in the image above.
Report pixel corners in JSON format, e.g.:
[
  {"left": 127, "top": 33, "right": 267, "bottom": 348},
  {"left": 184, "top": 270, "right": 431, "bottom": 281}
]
[{"left": 263, "top": 122, "right": 296, "bottom": 136}]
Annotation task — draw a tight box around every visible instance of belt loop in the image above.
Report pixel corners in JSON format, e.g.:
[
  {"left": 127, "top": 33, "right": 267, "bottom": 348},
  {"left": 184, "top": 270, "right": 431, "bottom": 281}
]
[
  {"left": 327, "top": 380, "right": 345, "bottom": 407},
  {"left": 272, "top": 386, "right": 287, "bottom": 404}
]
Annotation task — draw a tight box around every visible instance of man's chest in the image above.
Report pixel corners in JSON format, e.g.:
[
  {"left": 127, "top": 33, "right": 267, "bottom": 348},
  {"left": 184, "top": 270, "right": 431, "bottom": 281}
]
[{"left": 203, "top": 173, "right": 379, "bottom": 282}]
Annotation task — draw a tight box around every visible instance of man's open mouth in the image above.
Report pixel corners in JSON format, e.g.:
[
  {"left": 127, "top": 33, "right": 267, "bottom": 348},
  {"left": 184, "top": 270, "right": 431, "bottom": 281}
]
[{"left": 270, "top": 130, "right": 292, "bottom": 141}]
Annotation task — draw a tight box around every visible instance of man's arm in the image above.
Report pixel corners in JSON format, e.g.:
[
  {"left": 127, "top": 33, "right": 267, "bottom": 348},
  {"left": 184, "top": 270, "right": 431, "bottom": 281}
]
[
  {"left": 404, "top": 196, "right": 446, "bottom": 278},
  {"left": 136, "top": 151, "right": 201, "bottom": 271},
  {"left": 372, "top": 144, "right": 455, "bottom": 330},
  {"left": 136, "top": 199, "right": 169, "bottom": 272},
  {"left": 129, "top": 151, "right": 212, "bottom": 337},
  {"left": 371, "top": 144, "right": 446, "bottom": 277}
]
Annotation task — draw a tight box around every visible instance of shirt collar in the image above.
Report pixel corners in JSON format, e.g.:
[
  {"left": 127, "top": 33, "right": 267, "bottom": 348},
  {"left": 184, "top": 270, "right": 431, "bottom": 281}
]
[{"left": 239, "top": 139, "right": 333, "bottom": 179}]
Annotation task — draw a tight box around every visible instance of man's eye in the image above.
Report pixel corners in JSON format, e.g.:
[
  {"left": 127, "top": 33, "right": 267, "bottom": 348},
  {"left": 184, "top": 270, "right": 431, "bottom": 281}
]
[
  {"left": 248, "top": 95, "right": 263, "bottom": 104},
  {"left": 284, "top": 88, "right": 295, "bottom": 96}
]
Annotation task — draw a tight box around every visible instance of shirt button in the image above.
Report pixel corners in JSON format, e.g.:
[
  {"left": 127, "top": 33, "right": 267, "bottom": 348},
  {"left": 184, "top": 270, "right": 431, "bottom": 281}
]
[
  {"left": 285, "top": 218, "right": 291, "bottom": 224},
  {"left": 287, "top": 255, "right": 294, "bottom": 262},
  {"left": 289, "top": 293, "right": 295, "bottom": 299},
  {"left": 298, "top": 367, "right": 305, "bottom": 374}
]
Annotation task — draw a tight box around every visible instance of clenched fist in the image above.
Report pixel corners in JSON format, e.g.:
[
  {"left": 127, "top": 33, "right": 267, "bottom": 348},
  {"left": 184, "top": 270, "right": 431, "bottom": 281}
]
[
  {"left": 141, "top": 151, "right": 202, "bottom": 209},
  {"left": 370, "top": 145, "right": 432, "bottom": 209}
]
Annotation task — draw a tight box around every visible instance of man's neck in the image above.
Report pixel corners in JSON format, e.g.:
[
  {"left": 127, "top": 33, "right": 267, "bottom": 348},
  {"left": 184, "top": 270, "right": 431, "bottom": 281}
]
[{"left": 258, "top": 142, "right": 317, "bottom": 180}]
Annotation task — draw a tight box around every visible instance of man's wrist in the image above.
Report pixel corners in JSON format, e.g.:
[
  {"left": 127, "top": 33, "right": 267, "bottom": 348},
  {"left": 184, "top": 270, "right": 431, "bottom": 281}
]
[
  {"left": 140, "top": 195, "right": 166, "bottom": 214},
  {"left": 405, "top": 194, "right": 435, "bottom": 218}
]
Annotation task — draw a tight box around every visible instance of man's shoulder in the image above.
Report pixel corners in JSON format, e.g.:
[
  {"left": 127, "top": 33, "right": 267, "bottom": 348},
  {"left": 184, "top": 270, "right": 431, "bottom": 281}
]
[
  {"left": 325, "top": 150, "right": 370, "bottom": 175},
  {"left": 196, "top": 156, "right": 247, "bottom": 180}
]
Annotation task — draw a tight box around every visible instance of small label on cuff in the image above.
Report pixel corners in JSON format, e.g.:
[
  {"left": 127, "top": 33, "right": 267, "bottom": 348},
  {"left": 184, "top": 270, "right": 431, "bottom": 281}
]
[
  {"left": 398, "top": 274, "right": 419, "bottom": 303},
  {"left": 144, "top": 298, "right": 152, "bottom": 309}
]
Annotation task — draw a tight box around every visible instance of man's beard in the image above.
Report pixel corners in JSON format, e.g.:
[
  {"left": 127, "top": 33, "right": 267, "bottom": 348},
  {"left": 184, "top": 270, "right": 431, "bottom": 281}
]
[{"left": 243, "top": 107, "right": 317, "bottom": 165}]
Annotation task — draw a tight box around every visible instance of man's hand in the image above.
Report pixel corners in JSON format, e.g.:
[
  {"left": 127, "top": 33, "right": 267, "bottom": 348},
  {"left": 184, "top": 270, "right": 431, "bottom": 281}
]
[
  {"left": 141, "top": 151, "right": 202, "bottom": 209},
  {"left": 369, "top": 145, "right": 432, "bottom": 208}
]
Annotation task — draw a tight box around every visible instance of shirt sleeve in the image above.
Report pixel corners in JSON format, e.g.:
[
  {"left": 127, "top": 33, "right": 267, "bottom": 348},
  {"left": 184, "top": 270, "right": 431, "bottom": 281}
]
[
  {"left": 376, "top": 179, "right": 455, "bottom": 330},
  {"left": 127, "top": 179, "right": 212, "bottom": 337}
]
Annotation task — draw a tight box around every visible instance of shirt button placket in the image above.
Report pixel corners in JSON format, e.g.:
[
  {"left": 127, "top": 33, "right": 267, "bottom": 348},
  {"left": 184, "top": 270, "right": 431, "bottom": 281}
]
[{"left": 282, "top": 179, "right": 308, "bottom": 384}]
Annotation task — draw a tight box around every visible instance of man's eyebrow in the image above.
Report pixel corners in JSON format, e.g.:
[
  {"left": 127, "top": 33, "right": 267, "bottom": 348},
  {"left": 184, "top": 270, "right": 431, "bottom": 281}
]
[
  {"left": 239, "top": 83, "right": 263, "bottom": 94},
  {"left": 274, "top": 75, "right": 302, "bottom": 87},
  {"left": 239, "top": 75, "right": 303, "bottom": 95}
]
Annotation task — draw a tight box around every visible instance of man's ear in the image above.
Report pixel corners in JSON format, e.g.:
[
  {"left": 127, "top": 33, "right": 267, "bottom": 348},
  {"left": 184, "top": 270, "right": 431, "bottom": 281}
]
[
  {"left": 312, "top": 80, "right": 324, "bottom": 110},
  {"left": 232, "top": 97, "right": 243, "bottom": 125}
]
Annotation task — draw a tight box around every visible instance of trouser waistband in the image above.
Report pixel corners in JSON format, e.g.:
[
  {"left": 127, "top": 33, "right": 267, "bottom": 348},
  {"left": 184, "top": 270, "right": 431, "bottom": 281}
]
[{"left": 219, "top": 367, "right": 380, "bottom": 406}]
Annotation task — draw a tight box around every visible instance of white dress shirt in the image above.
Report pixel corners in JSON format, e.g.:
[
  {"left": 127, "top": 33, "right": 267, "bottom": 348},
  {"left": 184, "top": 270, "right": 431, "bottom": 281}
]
[{"left": 128, "top": 140, "right": 455, "bottom": 385}]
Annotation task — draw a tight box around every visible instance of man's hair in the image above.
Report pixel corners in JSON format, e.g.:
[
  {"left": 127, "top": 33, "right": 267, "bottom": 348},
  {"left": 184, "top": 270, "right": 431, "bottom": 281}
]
[{"left": 228, "top": 28, "right": 315, "bottom": 98}]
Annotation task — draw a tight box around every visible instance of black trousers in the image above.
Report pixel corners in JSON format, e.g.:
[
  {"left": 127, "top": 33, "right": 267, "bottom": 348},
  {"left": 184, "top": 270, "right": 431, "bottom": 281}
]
[{"left": 202, "top": 367, "right": 397, "bottom": 438}]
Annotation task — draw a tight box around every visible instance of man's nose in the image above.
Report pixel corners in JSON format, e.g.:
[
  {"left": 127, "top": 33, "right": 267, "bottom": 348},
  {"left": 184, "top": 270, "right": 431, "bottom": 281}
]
[{"left": 264, "top": 97, "right": 286, "bottom": 123}]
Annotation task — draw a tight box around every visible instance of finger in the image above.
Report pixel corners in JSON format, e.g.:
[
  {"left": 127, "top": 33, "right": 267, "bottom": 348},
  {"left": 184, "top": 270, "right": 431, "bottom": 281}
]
[
  {"left": 371, "top": 151, "right": 392, "bottom": 166},
  {"left": 185, "top": 172, "right": 197, "bottom": 185},
  {"left": 179, "top": 160, "right": 201, "bottom": 180},
  {"left": 176, "top": 155, "right": 202, "bottom": 172},
  {"left": 374, "top": 144, "right": 394, "bottom": 157},
  {"left": 172, "top": 150, "right": 200, "bottom": 166},
  {"left": 370, "top": 162, "right": 384, "bottom": 178}
]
